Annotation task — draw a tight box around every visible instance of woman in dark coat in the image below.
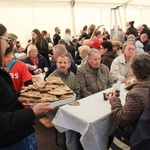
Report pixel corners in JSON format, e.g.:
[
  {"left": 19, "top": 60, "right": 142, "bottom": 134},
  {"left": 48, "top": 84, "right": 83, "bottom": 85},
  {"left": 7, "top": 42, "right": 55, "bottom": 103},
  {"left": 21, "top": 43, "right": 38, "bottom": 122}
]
[
  {"left": 125, "top": 21, "right": 138, "bottom": 41},
  {"left": 32, "top": 29, "right": 50, "bottom": 67},
  {"left": 0, "top": 23, "right": 54, "bottom": 149},
  {"left": 100, "top": 41, "right": 118, "bottom": 69},
  {"left": 106, "top": 53, "right": 150, "bottom": 149}
]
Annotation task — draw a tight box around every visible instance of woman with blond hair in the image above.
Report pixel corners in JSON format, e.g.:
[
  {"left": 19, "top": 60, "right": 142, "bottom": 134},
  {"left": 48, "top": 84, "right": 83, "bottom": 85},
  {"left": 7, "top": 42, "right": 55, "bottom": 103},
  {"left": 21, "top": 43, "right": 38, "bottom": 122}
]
[{"left": 24, "top": 44, "right": 49, "bottom": 75}]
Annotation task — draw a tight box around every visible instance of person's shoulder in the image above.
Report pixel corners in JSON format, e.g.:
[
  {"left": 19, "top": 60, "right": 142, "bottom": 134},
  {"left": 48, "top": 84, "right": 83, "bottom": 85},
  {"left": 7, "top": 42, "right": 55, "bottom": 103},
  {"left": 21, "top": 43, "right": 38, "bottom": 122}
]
[
  {"left": 113, "top": 54, "right": 124, "bottom": 63},
  {"left": 100, "top": 63, "right": 109, "bottom": 71},
  {"left": 70, "top": 70, "right": 76, "bottom": 76},
  {"left": 38, "top": 54, "right": 46, "bottom": 59},
  {"left": 15, "top": 60, "right": 26, "bottom": 66},
  {"left": 49, "top": 69, "right": 58, "bottom": 75},
  {"left": 77, "top": 62, "right": 86, "bottom": 70}
]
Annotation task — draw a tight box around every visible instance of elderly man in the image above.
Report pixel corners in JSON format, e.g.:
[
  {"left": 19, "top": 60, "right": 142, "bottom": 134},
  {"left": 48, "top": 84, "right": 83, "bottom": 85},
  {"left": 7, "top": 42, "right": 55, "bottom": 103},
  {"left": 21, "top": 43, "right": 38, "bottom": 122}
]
[
  {"left": 137, "top": 25, "right": 150, "bottom": 40},
  {"left": 140, "top": 33, "right": 150, "bottom": 53},
  {"left": 77, "top": 49, "right": 113, "bottom": 98},
  {"left": 110, "top": 41, "right": 136, "bottom": 83},
  {"left": 45, "top": 44, "right": 77, "bottom": 79},
  {"left": 49, "top": 55, "right": 80, "bottom": 100},
  {"left": 78, "top": 45, "right": 91, "bottom": 67}
]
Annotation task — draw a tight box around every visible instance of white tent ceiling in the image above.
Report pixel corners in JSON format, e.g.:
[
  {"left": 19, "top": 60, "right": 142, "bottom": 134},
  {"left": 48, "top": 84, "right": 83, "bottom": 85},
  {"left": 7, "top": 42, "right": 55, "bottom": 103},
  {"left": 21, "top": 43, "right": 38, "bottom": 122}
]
[
  {"left": 0, "top": 0, "right": 150, "bottom": 46},
  {"left": 1, "top": 0, "right": 150, "bottom": 7}
]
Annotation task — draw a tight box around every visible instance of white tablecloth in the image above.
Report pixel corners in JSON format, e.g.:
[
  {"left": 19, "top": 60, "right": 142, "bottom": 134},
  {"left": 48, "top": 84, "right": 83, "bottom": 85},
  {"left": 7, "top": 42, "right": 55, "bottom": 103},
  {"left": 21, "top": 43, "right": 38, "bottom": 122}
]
[{"left": 52, "top": 84, "right": 128, "bottom": 150}]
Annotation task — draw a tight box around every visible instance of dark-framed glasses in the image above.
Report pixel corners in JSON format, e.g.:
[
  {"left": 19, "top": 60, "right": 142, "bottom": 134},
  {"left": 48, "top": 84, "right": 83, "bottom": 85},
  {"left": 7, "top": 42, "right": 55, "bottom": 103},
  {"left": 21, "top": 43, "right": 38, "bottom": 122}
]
[{"left": 0, "top": 36, "right": 11, "bottom": 44}]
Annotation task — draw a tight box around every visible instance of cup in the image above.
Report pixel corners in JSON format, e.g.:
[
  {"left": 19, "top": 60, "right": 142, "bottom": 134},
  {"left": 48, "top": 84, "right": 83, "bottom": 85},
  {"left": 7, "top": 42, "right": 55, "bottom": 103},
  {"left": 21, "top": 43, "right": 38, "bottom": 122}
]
[
  {"left": 115, "top": 90, "right": 120, "bottom": 97},
  {"left": 44, "top": 67, "right": 48, "bottom": 73},
  {"left": 103, "top": 93, "right": 108, "bottom": 101}
]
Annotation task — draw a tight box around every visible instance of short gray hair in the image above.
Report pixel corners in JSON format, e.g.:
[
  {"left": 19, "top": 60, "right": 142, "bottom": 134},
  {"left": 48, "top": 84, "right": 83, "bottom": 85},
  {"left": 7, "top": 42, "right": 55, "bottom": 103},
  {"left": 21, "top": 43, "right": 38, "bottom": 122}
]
[
  {"left": 53, "top": 44, "right": 67, "bottom": 55},
  {"left": 57, "top": 54, "right": 71, "bottom": 63},
  {"left": 122, "top": 41, "right": 136, "bottom": 51},
  {"left": 88, "top": 48, "right": 100, "bottom": 57}
]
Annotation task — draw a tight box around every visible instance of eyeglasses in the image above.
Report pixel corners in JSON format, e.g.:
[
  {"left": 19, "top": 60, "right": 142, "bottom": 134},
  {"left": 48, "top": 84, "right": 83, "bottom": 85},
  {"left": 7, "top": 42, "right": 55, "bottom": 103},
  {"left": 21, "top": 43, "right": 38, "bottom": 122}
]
[{"left": 0, "top": 36, "right": 11, "bottom": 44}]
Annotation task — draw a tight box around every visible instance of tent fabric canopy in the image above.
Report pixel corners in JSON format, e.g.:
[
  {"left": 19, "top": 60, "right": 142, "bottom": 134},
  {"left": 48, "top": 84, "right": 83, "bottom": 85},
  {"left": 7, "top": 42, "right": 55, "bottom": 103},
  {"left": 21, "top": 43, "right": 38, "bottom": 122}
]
[
  {"left": 1, "top": 0, "right": 150, "bottom": 7},
  {"left": 0, "top": 0, "right": 150, "bottom": 47}
]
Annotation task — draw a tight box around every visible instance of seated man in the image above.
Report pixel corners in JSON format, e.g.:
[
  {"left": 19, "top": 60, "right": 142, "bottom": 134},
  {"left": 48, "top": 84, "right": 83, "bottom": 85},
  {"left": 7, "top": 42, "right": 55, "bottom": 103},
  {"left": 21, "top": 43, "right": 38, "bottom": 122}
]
[
  {"left": 45, "top": 44, "right": 77, "bottom": 79},
  {"left": 78, "top": 45, "right": 91, "bottom": 67},
  {"left": 49, "top": 55, "right": 80, "bottom": 100},
  {"left": 110, "top": 41, "right": 136, "bottom": 83},
  {"left": 77, "top": 49, "right": 113, "bottom": 98},
  {"left": 48, "top": 54, "right": 81, "bottom": 150}
]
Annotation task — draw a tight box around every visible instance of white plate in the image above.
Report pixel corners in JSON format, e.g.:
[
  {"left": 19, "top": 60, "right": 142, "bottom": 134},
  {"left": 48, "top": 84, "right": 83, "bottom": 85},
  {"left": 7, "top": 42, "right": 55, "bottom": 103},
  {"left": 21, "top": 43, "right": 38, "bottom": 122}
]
[{"left": 51, "top": 93, "right": 76, "bottom": 107}]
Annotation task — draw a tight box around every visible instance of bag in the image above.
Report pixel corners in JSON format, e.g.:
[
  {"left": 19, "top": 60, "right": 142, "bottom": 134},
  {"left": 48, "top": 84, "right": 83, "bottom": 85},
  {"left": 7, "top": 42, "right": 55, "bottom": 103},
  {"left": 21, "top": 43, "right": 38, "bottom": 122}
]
[
  {"left": 6, "top": 59, "right": 17, "bottom": 72},
  {"left": 109, "top": 126, "right": 131, "bottom": 150}
]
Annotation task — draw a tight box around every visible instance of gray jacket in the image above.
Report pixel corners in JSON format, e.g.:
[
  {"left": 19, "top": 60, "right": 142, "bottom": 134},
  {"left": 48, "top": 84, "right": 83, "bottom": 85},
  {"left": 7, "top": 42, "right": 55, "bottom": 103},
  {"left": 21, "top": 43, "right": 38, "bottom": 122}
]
[
  {"left": 77, "top": 62, "right": 113, "bottom": 98},
  {"left": 110, "top": 54, "right": 127, "bottom": 83}
]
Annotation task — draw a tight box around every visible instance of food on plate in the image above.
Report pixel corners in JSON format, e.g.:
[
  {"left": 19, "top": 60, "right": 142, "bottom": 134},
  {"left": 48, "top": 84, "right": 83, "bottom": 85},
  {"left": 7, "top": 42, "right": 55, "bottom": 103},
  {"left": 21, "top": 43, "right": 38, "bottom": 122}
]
[
  {"left": 45, "top": 76, "right": 64, "bottom": 85},
  {"left": 69, "top": 101, "right": 80, "bottom": 106},
  {"left": 40, "top": 93, "right": 58, "bottom": 102},
  {"left": 59, "top": 93, "right": 74, "bottom": 100},
  {"left": 18, "top": 76, "right": 74, "bottom": 106},
  {"left": 20, "top": 90, "right": 41, "bottom": 98}
]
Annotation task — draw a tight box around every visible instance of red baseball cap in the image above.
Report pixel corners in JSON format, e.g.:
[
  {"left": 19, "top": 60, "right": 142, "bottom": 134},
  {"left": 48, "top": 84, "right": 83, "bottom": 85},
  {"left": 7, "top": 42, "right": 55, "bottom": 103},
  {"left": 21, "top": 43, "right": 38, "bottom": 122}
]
[{"left": 90, "top": 39, "right": 101, "bottom": 49}]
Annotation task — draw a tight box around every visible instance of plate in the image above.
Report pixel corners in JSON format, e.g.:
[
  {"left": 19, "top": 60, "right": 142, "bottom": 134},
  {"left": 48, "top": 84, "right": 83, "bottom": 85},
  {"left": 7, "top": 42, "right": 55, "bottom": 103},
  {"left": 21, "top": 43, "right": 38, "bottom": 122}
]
[
  {"left": 22, "top": 93, "right": 76, "bottom": 107},
  {"left": 51, "top": 93, "right": 76, "bottom": 107}
]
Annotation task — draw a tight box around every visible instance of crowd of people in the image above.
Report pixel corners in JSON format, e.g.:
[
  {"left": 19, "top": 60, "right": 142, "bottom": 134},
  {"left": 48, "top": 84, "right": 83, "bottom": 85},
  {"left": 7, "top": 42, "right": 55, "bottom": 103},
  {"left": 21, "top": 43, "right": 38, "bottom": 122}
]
[{"left": 1, "top": 21, "right": 150, "bottom": 150}]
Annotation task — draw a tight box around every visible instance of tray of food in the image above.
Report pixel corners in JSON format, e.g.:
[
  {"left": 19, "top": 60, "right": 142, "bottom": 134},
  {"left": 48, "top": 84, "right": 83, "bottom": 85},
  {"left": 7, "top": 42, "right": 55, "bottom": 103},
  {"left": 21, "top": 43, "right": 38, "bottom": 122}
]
[{"left": 18, "top": 76, "right": 75, "bottom": 107}]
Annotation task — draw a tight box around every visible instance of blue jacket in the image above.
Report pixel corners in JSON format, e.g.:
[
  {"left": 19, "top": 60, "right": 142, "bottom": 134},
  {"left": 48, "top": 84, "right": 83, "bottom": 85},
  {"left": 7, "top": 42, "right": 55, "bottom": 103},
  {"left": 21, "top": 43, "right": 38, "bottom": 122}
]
[{"left": 24, "top": 54, "right": 49, "bottom": 75}]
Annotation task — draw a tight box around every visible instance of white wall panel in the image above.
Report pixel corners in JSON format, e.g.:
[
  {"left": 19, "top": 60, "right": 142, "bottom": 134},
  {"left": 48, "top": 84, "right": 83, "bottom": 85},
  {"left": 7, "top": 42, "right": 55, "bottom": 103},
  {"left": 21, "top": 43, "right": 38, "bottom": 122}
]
[
  {"left": 0, "top": 2, "right": 72, "bottom": 47},
  {"left": 0, "top": 1, "right": 150, "bottom": 47}
]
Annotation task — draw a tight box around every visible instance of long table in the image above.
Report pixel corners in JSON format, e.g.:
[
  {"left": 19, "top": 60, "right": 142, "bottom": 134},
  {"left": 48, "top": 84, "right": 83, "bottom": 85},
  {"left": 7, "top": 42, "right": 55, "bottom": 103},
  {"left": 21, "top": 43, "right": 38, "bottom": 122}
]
[{"left": 52, "top": 84, "right": 128, "bottom": 150}]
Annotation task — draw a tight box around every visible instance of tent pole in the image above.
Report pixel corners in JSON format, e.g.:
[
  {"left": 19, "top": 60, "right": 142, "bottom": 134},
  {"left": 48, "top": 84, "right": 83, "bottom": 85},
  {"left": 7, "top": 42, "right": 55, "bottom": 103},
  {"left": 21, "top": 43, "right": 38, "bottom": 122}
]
[{"left": 71, "top": 0, "right": 76, "bottom": 36}]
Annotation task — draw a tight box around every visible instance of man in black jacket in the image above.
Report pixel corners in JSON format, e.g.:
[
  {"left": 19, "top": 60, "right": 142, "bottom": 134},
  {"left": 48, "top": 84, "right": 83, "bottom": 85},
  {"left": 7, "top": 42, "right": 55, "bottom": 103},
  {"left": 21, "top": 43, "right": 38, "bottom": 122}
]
[{"left": 53, "top": 27, "right": 61, "bottom": 46}]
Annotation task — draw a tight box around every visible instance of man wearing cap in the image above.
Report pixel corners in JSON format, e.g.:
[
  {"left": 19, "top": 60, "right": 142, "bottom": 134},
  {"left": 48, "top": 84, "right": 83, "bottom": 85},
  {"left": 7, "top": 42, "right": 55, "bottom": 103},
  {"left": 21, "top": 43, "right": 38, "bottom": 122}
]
[{"left": 77, "top": 49, "right": 113, "bottom": 98}]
